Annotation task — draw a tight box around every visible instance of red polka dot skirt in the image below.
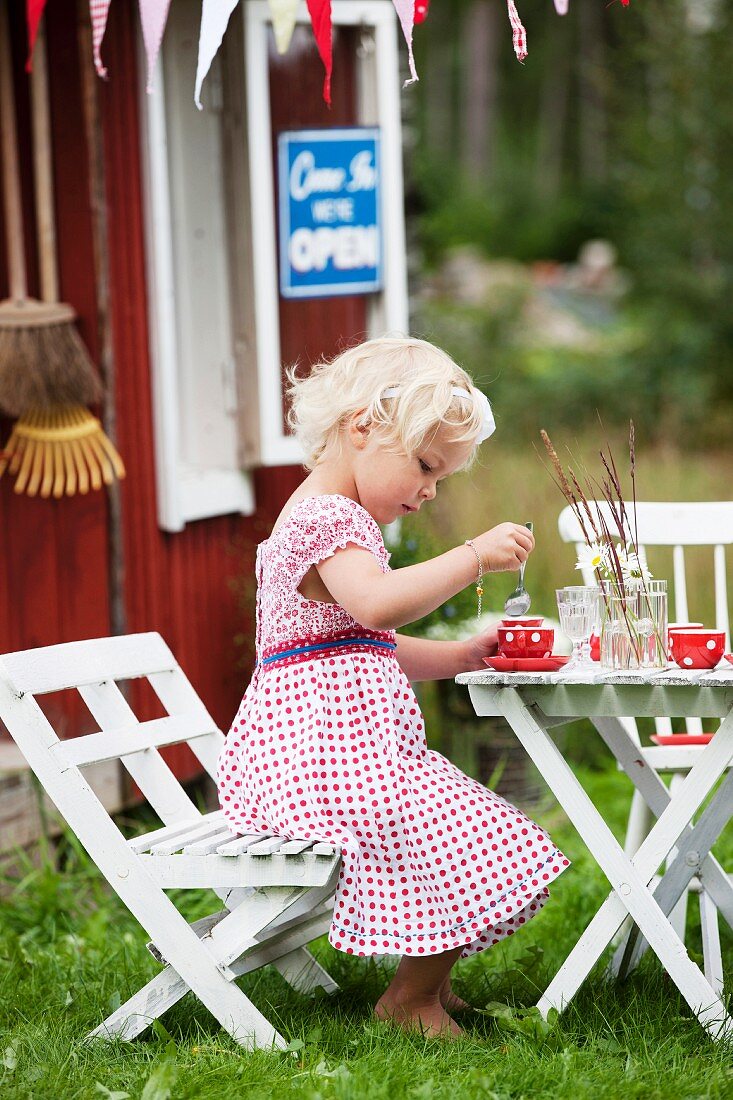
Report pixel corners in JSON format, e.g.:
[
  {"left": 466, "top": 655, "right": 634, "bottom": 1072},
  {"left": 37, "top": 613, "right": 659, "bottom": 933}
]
[{"left": 217, "top": 495, "right": 570, "bottom": 958}]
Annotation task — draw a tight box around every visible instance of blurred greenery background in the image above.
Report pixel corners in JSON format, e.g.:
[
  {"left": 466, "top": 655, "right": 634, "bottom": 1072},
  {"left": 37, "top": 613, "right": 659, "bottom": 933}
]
[
  {"left": 404, "top": 0, "right": 733, "bottom": 445},
  {"left": 383, "top": 0, "right": 733, "bottom": 633}
]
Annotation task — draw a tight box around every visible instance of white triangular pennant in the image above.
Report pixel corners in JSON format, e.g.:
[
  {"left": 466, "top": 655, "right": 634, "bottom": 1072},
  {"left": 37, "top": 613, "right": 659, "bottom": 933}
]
[
  {"left": 195, "top": 0, "right": 240, "bottom": 109},
  {"left": 138, "top": 0, "right": 172, "bottom": 93},
  {"left": 89, "top": 0, "right": 113, "bottom": 77},
  {"left": 391, "top": 1, "right": 418, "bottom": 86},
  {"left": 268, "top": 0, "right": 299, "bottom": 55}
]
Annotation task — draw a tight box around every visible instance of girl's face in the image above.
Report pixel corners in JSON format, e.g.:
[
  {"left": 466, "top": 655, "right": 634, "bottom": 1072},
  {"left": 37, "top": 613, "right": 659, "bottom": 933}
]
[{"left": 352, "top": 422, "right": 476, "bottom": 525}]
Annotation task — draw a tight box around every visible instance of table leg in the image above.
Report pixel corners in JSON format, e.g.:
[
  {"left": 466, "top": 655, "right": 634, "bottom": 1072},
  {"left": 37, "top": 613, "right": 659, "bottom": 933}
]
[
  {"left": 497, "top": 689, "right": 733, "bottom": 1040},
  {"left": 611, "top": 767, "right": 733, "bottom": 976},
  {"left": 591, "top": 715, "right": 733, "bottom": 967}
]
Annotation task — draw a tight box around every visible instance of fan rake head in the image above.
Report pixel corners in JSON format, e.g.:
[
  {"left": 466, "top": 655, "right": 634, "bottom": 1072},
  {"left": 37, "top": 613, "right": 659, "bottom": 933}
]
[{"left": 0, "top": 405, "right": 125, "bottom": 497}]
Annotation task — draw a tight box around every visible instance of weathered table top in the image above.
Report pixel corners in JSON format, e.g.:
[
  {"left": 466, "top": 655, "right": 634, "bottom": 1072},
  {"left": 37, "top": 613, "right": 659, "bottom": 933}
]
[
  {"left": 456, "top": 661, "right": 733, "bottom": 688},
  {"left": 456, "top": 662, "right": 733, "bottom": 718}
]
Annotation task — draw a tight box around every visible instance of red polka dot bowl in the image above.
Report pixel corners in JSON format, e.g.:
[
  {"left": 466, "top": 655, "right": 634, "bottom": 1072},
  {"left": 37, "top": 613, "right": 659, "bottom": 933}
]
[
  {"left": 500, "top": 617, "right": 544, "bottom": 628},
  {"left": 497, "top": 626, "right": 554, "bottom": 658},
  {"left": 668, "top": 622, "right": 704, "bottom": 660},
  {"left": 669, "top": 629, "right": 726, "bottom": 670}
]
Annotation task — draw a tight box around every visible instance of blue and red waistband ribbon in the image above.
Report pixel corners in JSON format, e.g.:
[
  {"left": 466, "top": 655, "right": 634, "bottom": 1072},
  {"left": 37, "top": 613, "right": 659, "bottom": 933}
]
[{"left": 258, "top": 628, "right": 397, "bottom": 669}]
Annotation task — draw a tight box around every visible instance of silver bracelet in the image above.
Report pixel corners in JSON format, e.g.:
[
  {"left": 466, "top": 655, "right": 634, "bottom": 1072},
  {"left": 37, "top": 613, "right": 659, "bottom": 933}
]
[{"left": 464, "top": 539, "right": 484, "bottom": 621}]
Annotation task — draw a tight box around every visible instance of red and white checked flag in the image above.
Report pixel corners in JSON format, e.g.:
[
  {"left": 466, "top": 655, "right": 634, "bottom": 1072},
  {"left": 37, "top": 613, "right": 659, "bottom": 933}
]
[
  {"left": 89, "top": 0, "right": 112, "bottom": 78},
  {"left": 391, "top": 0, "right": 418, "bottom": 85},
  {"left": 139, "top": 0, "right": 172, "bottom": 93},
  {"left": 506, "top": 0, "right": 527, "bottom": 62}
]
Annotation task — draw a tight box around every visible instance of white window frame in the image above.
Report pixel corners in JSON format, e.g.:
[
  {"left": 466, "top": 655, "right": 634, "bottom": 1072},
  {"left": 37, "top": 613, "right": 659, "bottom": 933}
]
[
  {"left": 245, "top": 0, "right": 409, "bottom": 466},
  {"left": 139, "top": 7, "right": 254, "bottom": 532}
]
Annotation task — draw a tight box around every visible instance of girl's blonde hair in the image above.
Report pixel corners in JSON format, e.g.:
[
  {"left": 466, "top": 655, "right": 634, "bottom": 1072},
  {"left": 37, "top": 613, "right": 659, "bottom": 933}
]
[{"left": 286, "top": 335, "right": 487, "bottom": 471}]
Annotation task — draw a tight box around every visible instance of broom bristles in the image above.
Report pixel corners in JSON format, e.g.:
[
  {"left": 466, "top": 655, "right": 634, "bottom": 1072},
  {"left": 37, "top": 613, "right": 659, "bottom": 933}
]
[
  {"left": 0, "top": 405, "right": 125, "bottom": 497},
  {"left": 0, "top": 320, "right": 103, "bottom": 417}
]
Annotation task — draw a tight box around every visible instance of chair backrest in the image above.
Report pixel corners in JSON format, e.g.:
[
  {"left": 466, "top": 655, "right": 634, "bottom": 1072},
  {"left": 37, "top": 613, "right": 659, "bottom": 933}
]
[
  {"left": 0, "top": 632, "right": 223, "bottom": 839},
  {"left": 558, "top": 501, "right": 733, "bottom": 737}
]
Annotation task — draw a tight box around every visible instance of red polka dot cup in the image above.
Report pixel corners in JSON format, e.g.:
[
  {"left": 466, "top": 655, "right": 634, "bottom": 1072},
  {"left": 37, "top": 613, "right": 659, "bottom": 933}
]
[
  {"left": 498, "top": 626, "right": 554, "bottom": 658},
  {"left": 669, "top": 629, "right": 725, "bottom": 670},
  {"left": 668, "top": 622, "right": 704, "bottom": 659}
]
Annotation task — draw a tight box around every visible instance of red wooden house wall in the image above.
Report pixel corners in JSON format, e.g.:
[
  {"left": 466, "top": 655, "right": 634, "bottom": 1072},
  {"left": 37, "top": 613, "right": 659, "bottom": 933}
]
[{"left": 0, "top": 0, "right": 367, "bottom": 795}]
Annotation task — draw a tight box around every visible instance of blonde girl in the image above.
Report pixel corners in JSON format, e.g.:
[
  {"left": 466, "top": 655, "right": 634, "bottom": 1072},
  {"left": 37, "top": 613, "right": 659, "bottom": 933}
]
[{"left": 217, "top": 336, "right": 569, "bottom": 1039}]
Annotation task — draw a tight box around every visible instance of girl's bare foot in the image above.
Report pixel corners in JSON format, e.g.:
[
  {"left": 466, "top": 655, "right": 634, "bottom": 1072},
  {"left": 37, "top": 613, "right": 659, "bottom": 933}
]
[
  {"left": 373, "top": 993, "right": 463, "bottom": 1038},
  {"left": 438, "top": 977, "right": 472, "bottom": 1015}
]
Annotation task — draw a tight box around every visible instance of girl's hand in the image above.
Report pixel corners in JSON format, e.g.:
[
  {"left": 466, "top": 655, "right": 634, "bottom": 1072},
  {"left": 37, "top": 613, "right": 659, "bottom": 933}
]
[
  {"left": 475, "top": 523, "right": 534, "bottom": 573},
  {"left": 463, "top": 623, "right": 500, "bottom": 672}
]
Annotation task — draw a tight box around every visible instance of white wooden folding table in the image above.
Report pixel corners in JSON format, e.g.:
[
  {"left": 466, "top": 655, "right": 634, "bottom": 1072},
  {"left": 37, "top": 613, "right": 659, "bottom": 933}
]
[{"left": 455, "top": 663, "right": 733, "bottom": 1041}]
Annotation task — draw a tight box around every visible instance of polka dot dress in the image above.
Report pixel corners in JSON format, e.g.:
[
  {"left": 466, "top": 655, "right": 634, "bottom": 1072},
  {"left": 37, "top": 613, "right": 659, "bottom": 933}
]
[{"left": 217, "top": 495, "right": 570, "bottom": 958}]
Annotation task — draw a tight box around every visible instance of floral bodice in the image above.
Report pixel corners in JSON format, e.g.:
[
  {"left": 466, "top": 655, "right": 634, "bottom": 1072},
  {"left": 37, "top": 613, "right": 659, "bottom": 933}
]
[{"left": 254, "top": 494, "right": 393, "bottom": 659}]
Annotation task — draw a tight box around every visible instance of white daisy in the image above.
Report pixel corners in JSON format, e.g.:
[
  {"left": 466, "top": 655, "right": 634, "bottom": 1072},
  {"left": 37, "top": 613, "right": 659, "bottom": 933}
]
[
  {"left": 616, "top": 543, "right": 653, "bottom": 582},
  {"left": 576, "top": 542, "right": 611, "bottom": 574}
]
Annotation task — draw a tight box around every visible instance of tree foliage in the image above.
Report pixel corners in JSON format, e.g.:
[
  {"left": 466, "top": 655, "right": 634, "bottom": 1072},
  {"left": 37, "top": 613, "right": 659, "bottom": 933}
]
[{"left": 408, "top": 0, "right": 733, "bottom": 442}]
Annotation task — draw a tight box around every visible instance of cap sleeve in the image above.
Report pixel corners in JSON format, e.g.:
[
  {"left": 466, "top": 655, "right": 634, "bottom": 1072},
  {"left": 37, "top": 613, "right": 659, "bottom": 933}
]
[{"left": 283, "top": 495, "right": 390, "bottom": 587}]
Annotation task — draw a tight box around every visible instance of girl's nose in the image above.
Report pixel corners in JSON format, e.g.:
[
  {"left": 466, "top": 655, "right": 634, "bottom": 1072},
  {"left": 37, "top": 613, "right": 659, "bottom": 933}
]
[{"left": 420, "top": 482, "right": 436, "bottom": 501}]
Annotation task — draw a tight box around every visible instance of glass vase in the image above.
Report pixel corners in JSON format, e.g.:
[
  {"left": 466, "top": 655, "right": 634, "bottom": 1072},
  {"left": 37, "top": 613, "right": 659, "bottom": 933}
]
[{"left": 599, "top": 580, "right": 668, "bottom": 671}]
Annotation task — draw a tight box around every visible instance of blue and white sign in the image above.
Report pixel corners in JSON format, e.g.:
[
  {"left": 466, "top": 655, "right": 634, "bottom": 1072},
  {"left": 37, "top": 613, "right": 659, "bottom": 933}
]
[{"left": 278, "top": 128, "right": 382, "bottom": 299}]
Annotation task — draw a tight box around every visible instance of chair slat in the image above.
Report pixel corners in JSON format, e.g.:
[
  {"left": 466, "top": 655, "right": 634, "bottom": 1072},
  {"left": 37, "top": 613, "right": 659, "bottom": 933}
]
[
  {"left": 714, "top": 545, "right": 730, "bottom": 645},
  {"left": 247, "top": 837, "right": 287, "bottom": 856},
  {"left": 79, "top": 681, "right": 199, "bottom": 824},
  {"left": 147, "top": 669, "right": 223, "bottom": 781},
  {"left": 128, "top": 811, "right": 222, "bottom": 854},
  {"left": 51, "top": 714, "right": 217, "bottom": 770},
  {"left": 673, "top": 546, "right": 689, "bottom": 622},
  {"left": 217, "top": 834, "right": 273, "bottom": 856},
  {"left": 150, "top": 819, "right": 234, "bottom": 856},
  {"left": 183, "top": 828, "right": 244, "bottom": 856},
  {"left": 2, "top": 632, "right": 175, "bottom": 696},
  {"left": 312, "top": 843, "right": 338, "bottom": 856},
  {"left": 278, "top": 839, "right": 317, "bottom": 855}
]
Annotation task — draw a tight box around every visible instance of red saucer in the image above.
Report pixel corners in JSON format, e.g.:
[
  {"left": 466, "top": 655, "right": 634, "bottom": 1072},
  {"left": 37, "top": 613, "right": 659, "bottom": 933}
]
[
  {"left": 651, "top": 734, "right": 714, "bottom": 746},
  {"left": 724, "top": 653, "right": 733, "bottom": 666},
  {"left": 483, "top": 655, "right": 570, "bottom": 672}
]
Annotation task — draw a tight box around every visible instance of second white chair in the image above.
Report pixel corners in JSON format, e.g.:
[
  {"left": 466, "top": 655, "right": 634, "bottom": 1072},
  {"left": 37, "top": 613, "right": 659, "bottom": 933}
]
[{"left": 558, "top": 499, "right": 733, "bottom": 995}]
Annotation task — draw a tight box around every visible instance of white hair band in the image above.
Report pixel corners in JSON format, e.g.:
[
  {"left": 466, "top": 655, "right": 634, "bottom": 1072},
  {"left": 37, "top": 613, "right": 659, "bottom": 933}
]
[{"left": 381, "top": 385, "right": 496, "bottom": 443}]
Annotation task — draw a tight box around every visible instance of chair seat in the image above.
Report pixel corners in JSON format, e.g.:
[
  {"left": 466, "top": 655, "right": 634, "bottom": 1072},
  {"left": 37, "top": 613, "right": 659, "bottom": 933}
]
[{"left": 128, "top": 811, "right": 341, "bottom": 888}]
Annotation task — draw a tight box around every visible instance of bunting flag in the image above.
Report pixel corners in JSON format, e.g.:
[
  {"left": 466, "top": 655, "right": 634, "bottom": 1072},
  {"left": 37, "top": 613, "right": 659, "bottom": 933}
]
[
  {"left": 90, "top": 0, "right": 113, "bottom": 78},
  {"left": 138, "top": 0, "right": 172, "bottom": 94},
  {"left": 414, "top": 0, "right": 430, "bottom": 24},
  {"left": 268, "top": 0, "right": 300, "bottom": 55},
  {"left": 306, "top": 0, "right": 332, "bottom": 106},
  {"left": 506, "top": 0, "right": 527, "bottom": 63},
  {"left": 391, "top": 1, "right": 418, "bottom": 86},
  {"left": 553, "top": 0, "right": 569, "bottom": 13},
  {"left": 25, "top": 0, "right": 48, "bottom": 72},
  {"left": 194, "top": 0, "right": 239, "bottom": 109}
]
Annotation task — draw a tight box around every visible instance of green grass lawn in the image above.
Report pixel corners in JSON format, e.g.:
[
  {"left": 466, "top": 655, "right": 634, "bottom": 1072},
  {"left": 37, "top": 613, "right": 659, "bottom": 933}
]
[{"left": 1, "top": 766, "right": 731, "bottom": 1099}]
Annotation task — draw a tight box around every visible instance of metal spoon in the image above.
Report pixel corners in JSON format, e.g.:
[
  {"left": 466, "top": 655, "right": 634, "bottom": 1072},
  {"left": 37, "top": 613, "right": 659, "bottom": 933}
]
[{"left": 503, "top": 521, "right": 533, "bottom": 617}]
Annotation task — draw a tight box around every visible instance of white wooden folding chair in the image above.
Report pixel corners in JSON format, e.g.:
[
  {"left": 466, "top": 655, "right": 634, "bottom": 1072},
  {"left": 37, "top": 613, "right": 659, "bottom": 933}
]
[
  {"left": 559, "top": 500, "right": 733, "bottom": 993},
  {"left": 0, "top": 632, "right": 342, "bottom": 1050}
]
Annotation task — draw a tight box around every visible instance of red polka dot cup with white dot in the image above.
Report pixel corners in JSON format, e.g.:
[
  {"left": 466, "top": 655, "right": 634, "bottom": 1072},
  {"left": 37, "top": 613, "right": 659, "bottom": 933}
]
[
  {"left": 497, "top": 626, "right": 554, "bottom": 658},
  {"left": 669, "top": 629, "right": 725, "bottom": 670}
]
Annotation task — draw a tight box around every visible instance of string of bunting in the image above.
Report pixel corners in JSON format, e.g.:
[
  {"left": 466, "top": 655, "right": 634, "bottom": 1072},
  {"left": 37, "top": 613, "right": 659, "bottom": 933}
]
[{"left": 21, "top": 0, "right": 629, "bottom": 107}]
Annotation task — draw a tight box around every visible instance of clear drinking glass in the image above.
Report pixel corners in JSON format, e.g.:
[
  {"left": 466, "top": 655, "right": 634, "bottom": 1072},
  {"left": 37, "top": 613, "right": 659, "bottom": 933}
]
[
  {"left": 556, "top": 586, "right": 600, "bottom": 670},
  {"left": 599, "top": 579, "right": 668, "bottom": 670}
]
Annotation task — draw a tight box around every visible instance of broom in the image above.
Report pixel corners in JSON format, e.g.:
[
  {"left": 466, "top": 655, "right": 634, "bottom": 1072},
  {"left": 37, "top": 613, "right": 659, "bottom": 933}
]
[{"left": 0, "top": 8, "right": 124, "bottom": 497}]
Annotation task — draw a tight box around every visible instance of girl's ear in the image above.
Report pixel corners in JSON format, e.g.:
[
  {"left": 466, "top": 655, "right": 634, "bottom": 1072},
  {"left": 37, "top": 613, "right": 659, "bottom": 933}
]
[{"left": 347, "top": 409, "right": 371, "bottom": 449}]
